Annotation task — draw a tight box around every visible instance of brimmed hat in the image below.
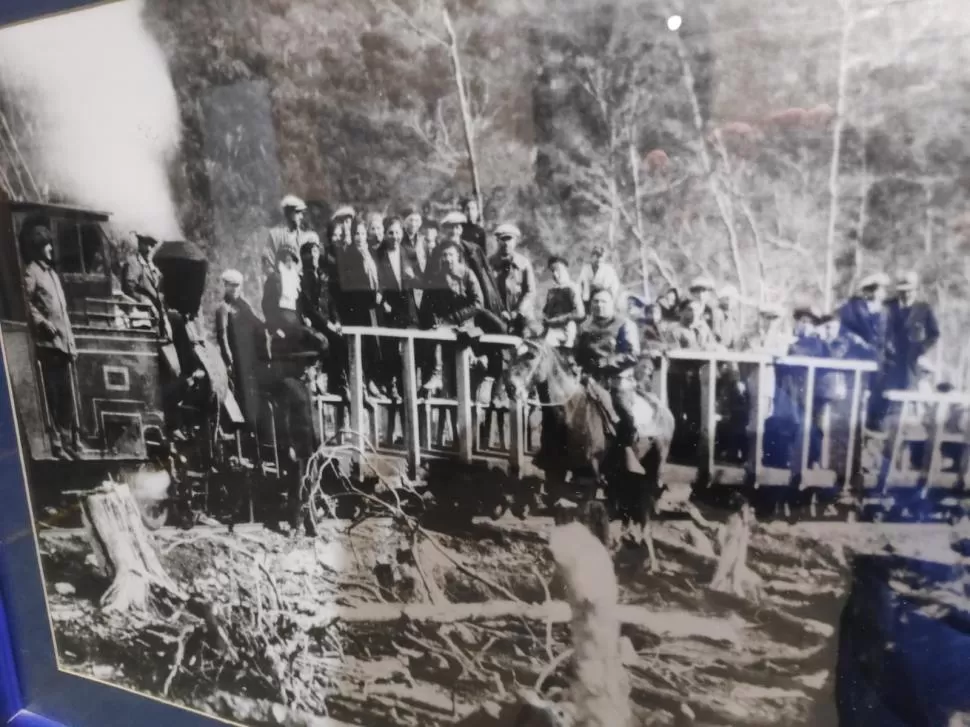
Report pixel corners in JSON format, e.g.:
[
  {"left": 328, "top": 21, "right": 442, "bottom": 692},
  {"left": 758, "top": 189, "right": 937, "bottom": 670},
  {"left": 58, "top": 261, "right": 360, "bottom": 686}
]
[
  {"left": 718, "top": 284, "right": 739, "bottom": 301},
  {"left": 858, "top": 272, "right": 890, "bottom": 292},
  {"left": 136, "top": 234, "right": 161, "bottom": 248},
  {"left": 689, "top": 275, "right": 715, "bottom": 292},
  {"left": 494, "top": 223, "right": 521, "bottom": 240},
  {"left": 758, "top": 303, "right": 785, "bottom": 319},
  {"left": 441, "top": 211, "right": 467, "bottom": 226},
  {"left": 280, "top": 194, "right": 307, "bottom": 212},
  {"left": 402, "top": 206, "right": 421, "bottom": 219},
  {"left": 330, "top": 205, "right": 356, "bottom": 221},
  {"left": 896, "top": 271, "right": 919, "bottom": 292},
  {"left": 792, "top": 303, "right": 831, "bottom": 323},
  {"left": 221, "top": 269, "right": 243, "bottom": 285},
  {"left": 276, "top": 245, "right": 299, "bottom": 264}
]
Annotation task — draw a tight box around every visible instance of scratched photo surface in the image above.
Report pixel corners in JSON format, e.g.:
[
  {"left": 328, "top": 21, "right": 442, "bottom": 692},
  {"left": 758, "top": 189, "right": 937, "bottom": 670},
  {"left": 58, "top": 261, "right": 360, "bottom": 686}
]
[{"left": 1, "top": 0, "right": 970, "bottom": 725}]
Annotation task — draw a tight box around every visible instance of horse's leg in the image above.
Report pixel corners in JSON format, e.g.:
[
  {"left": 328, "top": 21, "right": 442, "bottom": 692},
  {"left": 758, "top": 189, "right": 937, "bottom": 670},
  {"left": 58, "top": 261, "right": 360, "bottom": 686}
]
[{"left": 640, "top": 444, "right": 664, "bottom": 573}]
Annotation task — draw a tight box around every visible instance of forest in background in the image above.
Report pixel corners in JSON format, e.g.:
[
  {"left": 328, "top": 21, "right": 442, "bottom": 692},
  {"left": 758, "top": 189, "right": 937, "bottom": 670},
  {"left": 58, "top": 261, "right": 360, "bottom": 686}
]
[{"left": 3, "top": 0, "right": 970, "bottom": 378}]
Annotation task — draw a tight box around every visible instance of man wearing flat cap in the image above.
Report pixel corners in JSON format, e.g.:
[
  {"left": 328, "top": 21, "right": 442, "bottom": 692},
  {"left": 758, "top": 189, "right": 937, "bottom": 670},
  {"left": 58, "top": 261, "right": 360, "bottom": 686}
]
[
  {"left": 23, "top": 223, "right": 79, "bottom": 460},
  {"left": 489, "top": 223, "right": 537, "bottom": 336},
  {"left": 263, "top": 195, "right": 319, "bottom": 276},
  {"left": 122, "top": 233, "right": 170, "bottom": 339},
  {"left": 577, "top": 246, "right": 621, "bottom": 312},
  {"left": 838, "top": 272, "right": 889, "bottom": 361}
]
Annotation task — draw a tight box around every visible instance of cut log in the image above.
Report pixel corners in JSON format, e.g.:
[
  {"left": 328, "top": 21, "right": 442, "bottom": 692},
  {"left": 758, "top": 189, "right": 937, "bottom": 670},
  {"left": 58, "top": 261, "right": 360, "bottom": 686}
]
[
  {"left": 550, "top": 522, "right": 632, "bottom": 727},
  {"left": 81, "top": 482, "right": 186, "bottom": 613},
  {"left": 710, "top": 509, "right": 763, "bottom": 600},
  {"left": 290, "top": 600, "right": 743, "bottom": 646}
]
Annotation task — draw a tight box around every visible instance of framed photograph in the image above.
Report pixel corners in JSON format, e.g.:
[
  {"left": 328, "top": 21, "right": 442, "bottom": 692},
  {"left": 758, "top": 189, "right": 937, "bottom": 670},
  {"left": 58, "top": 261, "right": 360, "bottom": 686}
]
[{"left": 3, "top": 0, "right": 970, "bottom": 726}]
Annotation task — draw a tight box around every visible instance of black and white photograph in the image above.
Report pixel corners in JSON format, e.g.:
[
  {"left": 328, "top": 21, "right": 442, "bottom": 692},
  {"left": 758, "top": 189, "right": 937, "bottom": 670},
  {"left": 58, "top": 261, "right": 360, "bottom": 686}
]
[{"left": 2, "top": 0, "right": 970, "bottom": 724}]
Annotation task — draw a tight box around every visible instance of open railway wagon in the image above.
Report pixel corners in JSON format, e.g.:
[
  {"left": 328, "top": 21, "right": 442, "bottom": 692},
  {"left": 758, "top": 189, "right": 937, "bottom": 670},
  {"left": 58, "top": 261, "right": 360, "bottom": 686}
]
[{"left": 309, "top": 329, "right": 970, "bottom": 523}]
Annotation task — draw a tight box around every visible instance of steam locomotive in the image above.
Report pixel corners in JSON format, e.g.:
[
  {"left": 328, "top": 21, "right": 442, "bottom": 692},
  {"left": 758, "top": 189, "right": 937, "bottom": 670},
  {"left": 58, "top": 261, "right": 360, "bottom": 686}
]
[{"left": 0, "top": 197, "right": 295, "bottom": 529}]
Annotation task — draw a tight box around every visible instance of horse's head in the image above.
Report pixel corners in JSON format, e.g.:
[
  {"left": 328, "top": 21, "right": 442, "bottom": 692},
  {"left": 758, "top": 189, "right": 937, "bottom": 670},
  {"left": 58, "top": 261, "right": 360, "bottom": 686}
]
[{"left": 506, "top": 338, "right": 554, "bottom": 400}]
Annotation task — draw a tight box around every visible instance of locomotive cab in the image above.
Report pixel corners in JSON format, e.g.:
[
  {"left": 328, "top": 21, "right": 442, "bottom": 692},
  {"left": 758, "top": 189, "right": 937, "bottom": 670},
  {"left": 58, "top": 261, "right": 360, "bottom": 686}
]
[{"left": 0, "top": 197, "right": 166, "bottom": 465}]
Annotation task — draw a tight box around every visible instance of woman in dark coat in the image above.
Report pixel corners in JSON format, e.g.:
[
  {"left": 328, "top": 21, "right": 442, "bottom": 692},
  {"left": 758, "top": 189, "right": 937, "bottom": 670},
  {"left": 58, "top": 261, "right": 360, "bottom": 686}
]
[{"left": 337, "top": 218, "right": 383, "bottom": 393}]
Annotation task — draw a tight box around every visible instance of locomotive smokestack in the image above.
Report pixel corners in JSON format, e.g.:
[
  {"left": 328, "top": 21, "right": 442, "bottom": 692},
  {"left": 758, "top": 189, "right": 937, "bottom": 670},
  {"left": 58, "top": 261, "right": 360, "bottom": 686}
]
[{"left": 0, "top": 0, "right": 182, "bottom": 239}]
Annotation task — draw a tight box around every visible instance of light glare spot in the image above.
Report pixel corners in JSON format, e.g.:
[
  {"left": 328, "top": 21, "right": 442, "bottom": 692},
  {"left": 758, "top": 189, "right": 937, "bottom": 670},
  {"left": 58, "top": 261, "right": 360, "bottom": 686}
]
[{"left": 667, "top": 15, "right": 683, "bottom": 31}]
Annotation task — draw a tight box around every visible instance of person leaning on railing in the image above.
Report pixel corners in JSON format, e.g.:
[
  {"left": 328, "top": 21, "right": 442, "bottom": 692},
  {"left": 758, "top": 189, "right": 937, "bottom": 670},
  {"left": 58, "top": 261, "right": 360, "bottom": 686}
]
[{"left": 541, "top": 255, "right": 585, "bottom": 349}]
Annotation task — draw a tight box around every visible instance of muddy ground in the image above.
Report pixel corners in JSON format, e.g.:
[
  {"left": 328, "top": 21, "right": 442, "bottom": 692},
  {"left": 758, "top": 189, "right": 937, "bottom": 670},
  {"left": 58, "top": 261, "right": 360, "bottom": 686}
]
[{"left": 33, "top": 506, "right": 964, "bottom": 727}]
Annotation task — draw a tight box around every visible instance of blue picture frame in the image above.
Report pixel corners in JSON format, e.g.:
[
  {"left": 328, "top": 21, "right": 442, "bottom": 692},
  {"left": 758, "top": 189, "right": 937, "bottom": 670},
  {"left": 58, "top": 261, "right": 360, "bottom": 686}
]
[{"left": 0, "top": 3, "right": 225, "bottom": 725}]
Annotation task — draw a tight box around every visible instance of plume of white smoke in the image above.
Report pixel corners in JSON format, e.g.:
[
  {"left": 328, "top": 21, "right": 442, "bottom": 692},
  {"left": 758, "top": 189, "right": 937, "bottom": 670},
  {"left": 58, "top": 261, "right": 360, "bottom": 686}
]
[{"left": 0, "top": 0, "right": 182, "bottom": 239}]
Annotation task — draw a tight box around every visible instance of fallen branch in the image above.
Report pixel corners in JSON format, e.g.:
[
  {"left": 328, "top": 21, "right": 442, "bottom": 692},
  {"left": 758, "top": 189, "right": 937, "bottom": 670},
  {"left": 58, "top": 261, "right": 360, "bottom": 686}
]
[
  {"left": 206, "top": 691, "right": 355, "bottom": 727},
  {"left": 288, "top": 601, "right": 743, "bottom": 646}
]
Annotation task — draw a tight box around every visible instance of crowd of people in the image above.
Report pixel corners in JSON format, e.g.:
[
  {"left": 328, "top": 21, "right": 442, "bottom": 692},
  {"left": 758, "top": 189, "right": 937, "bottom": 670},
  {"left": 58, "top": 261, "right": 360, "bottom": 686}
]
[{"left": 19, "top": 187, "right": 948, "bottom": 484}]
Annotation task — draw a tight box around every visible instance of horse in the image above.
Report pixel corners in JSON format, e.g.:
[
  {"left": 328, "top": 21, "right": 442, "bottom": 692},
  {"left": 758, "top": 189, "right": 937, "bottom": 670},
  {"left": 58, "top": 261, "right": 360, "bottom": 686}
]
[{"left": 506, "top": 338, "right": 676, "bottom": 571}]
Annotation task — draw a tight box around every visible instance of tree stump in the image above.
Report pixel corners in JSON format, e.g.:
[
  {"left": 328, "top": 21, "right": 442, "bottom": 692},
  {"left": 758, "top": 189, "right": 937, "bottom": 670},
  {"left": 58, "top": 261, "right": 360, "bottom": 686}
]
[
  {"left": 81, "top": 482, "right": 187, "bottom": 614},
  {"left": 549, "top": 522, "right": 632, "bottom": 727},
  {"left": 709, "top": 504, "right": 763, "bottom": 600}
]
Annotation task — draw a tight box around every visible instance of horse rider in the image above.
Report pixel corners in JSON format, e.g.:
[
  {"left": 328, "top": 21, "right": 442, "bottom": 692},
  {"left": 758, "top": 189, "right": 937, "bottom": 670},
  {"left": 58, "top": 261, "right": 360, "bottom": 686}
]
[
  {"left": 574, "top": 288, "right": 646, "bottom": 475},
  {"left": 263, "top": 195, "right": 319, "bottom": 277}
]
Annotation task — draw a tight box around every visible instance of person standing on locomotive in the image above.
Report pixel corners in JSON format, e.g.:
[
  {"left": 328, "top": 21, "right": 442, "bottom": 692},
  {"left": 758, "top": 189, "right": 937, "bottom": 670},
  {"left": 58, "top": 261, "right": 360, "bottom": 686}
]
[
  {"left": 23, "top": 224, "right": 79, "bottom": 461},
  {"left": 574, "top": 289, "right": 646, "bottom": 475},
  {"left": 122, "top": 234, "right": 169, "bottom": 337},
  {"left": 263, "top": 195, "right": 319, "bottom": 277},
  {"left": 262, "top": 246, "right": 328, "bottom": 363}
]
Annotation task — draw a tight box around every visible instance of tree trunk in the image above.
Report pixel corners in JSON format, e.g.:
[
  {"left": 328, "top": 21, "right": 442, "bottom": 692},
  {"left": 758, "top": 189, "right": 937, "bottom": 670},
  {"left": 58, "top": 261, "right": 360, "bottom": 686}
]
[
  {"left": 81, "top": 482, "right": 186, "bottom": 613},
  {"left": 628, "top": 140, "right": 652, "bottom": 302},
  {"left": 442, "top": 8, "right": 483, "bottom": 216},
  {"left": 823, "top": 0, "right": 854, "bottom": 311},
  {"left": 549, "top": 522, "right": 632, "bottom": 727}
]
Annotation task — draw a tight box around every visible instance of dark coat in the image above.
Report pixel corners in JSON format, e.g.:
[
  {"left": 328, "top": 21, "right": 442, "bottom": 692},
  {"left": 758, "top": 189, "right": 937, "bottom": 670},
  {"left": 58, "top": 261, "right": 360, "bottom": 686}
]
[
  {"left": 423, "top": 267, "right": 484, "bottom": 327},
  {"left": 121, "top": 253, "right": 164, "bottom": 312},
  {"left": 24, "top": 260, "right": 76, "bottom": 355},
  {"left": 298, "top": 265, "right": 337, "bottom": 334},
  {"left": 375, "top": 243, "right": 420, "bottom": 328},
  {"left": 461, "top": 222, "right": 487, "bottom": 254},
  {"left": 883, "top": 298, "right": 940, "bottom": 390},
  {"left": 336, "top": 246, "right": 380, "bottom": 327},
  {"left": 838, "top": 296, "right": 887, "bottom": 361}
]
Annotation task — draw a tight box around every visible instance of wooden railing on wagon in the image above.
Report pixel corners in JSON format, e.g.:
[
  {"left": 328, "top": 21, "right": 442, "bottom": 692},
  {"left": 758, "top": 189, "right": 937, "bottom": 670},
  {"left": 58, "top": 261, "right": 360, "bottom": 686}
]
[{"left": 304, "top": 326, "right": 970, "bottom": 492}]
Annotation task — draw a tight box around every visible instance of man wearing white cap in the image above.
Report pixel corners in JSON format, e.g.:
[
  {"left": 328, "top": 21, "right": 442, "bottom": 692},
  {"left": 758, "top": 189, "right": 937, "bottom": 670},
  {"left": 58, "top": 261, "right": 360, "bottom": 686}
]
[
  {"left": 838, "top": 272, "right": 889, "bottom": 361},
  {"left": 263, "top": 195, "right": 319, "bottom": 275},
  {"left": 489, "top": 223, "right": 536, "bottom": 336},
  {"left": 883, "top": 270, "right": 939, "bottom": 394}
]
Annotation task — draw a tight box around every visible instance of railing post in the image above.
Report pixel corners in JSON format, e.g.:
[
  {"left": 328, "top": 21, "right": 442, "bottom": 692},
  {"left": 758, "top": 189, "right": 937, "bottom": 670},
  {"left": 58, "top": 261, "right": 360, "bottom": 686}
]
[
  {"left": 348, "top": 333, "right": 365, "bottom": 482},
  {"left": 509, "top": 395, "right": 525, "bottom": 478},
  {"left": 704, "top": 358, "right": 716, "bottom": 478},
  {"left": 797, "top": 364, "right": 817, "bottom": 485},
  {"left": 402, "top": 337, "right": 421, "bottom": 479},
  {"left": 923, "top": 401, "right": 946, "bottom": 493},
  {"left": 754, "top": 360, "right": 767, "bottom": 486},
  {"left": 845, "top": 369, "right": 863, "bottom": 488},
  {"left": 455, "top": 344, "right": 474, "bottom": 463}
]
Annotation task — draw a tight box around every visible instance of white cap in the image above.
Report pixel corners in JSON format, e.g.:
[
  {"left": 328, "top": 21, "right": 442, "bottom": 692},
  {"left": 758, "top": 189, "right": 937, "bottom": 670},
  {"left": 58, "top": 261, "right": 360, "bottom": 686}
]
[
  {"left": 330, "top": 205, "right": 356, "bottom": 221},
  {"left": 221, "top": 269, "right": 243, "bottom": 285},
  {"left": 718, "top": 284, "right": 739, "bottom": 301},
  {"left": 689, "top": 275, "right": 715, "bottom": 292},
  {"left": 280, "top": 194, "right": 307, "bottom": 212},
  {"left": 441, "top": 211, "right": 467, "bottom": 226},
  {"left": 494, "top": 223, "right": 522, "bottom": 239},
  {"left": 896, "top": 271, "right": 919, "bottom": 292}
]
